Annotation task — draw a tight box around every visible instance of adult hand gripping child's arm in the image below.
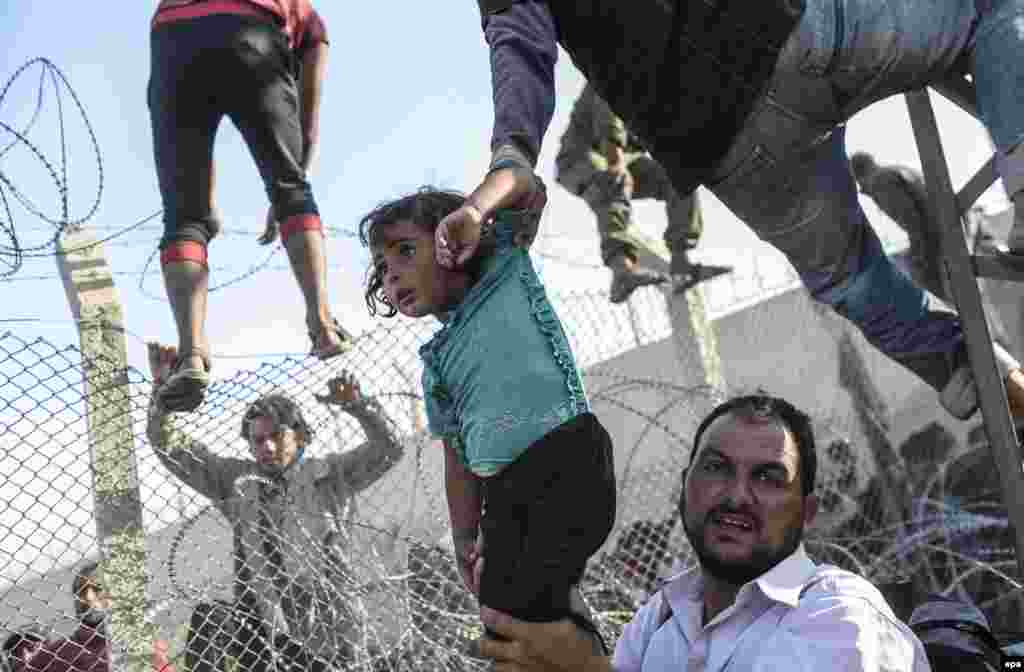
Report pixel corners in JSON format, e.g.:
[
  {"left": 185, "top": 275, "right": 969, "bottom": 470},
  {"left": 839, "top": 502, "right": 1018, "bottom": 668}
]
[
  {"left": 436, "top": 1, "right": 556, "bottom": 270},
  {"left": 435, "top": 165, "right": 540, "bottom": 270}
]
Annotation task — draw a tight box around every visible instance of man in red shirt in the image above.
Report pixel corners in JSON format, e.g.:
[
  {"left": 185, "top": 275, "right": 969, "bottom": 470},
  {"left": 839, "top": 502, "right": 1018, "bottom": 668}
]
[
  {"left": 3, "top": 563, "right": 175, "bottom": 672},
  {"left": 148, "top": 0, "right": 349, "bottom": 412}
]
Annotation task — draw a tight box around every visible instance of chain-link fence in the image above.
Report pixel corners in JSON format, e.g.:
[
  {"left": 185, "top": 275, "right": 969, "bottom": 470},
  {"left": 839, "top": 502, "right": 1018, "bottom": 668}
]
[{"left": 2, "top": 279, "right": 1023, "bottom": 672}]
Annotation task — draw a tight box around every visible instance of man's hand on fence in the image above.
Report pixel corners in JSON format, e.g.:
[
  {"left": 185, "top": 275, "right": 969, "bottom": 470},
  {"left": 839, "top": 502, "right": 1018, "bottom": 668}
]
[
  {"left": 315, "top": 372, "right": 363, "bottom": 407},
  {"left": 147, "top": 342, "right": 177, "bottom": 387},
  {"left": 152, "top": 639, "right": 176, "bottom": 672}
]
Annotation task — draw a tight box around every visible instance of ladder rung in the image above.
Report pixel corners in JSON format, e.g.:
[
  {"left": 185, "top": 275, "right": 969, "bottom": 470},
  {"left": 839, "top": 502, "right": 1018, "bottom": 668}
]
[
  {"left": 973, "top": 251, "right": 1024, "bottom": 282},
  {"left": 956, "top": 157, "right": 997, "bottom": 215}
]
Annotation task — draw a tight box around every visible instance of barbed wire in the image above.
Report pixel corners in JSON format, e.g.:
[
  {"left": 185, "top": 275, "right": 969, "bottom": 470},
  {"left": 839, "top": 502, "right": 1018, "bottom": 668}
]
[
  {"left": 1, "top": 306, "right": 1023, "bottom": 669},
  {"left": 0, "top": 58, "right": 104, "bottom": 276},
  {"left": 1, "top": 52, "right": 1021, "bottom": 669}
]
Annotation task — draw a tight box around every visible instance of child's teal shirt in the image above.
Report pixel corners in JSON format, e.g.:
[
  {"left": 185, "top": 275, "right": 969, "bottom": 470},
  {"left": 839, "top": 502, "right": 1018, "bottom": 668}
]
[{"left": 419, "top": 206, "right": 589, "bottom": 476}]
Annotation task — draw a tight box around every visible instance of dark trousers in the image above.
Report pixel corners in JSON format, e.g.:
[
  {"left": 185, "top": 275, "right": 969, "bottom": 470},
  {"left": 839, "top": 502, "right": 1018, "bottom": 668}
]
[
  {"left": 148, "top": 14, "right": 318, "bottom": 249},
  {"left": 478, "top": 412, "right": 617, "bottom": 623},
  {"left": 186, "top": 602, "right": 329, "bottom": 672}
]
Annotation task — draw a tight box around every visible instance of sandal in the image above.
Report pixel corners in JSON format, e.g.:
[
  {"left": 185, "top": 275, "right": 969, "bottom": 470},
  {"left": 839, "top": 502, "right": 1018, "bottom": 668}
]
[
  {"left": 159, "top": 350, "right": 211, "bottom": 413},
  {"left": 310, "top": 317, "right": 354, "bottom": 360}
]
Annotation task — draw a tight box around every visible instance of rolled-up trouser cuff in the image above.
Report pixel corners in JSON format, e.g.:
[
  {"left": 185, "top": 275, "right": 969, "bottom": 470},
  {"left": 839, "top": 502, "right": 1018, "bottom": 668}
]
[
  {"left": 280, "top": 213, "right": 322, "bottom": 243},
  {"left": 160, "top": 215, "right": 221, "bottom": 250},
  {"left": 160, "top": 240, "right": 208, "bottom": 268}
]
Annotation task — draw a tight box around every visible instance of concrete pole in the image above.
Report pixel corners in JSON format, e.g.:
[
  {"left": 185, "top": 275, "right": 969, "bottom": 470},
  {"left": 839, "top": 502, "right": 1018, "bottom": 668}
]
[
  {"left": 57, "top": 226, "right": 154, "bottom": 672},
  {"left": 662, "top": 283, "right": 726, "bottom": 399}
]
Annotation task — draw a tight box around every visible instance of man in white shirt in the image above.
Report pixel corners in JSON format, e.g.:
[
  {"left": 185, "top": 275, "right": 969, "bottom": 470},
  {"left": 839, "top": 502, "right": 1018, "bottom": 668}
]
[{"left": 477, "top": 394, "right": 931, "bottom": 671}]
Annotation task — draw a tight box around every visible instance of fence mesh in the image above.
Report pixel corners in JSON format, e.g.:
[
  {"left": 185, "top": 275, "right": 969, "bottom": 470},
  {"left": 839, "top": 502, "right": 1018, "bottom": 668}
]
[
  {"left": 3, "top": 45, "right": 1023, "bottom": 670},
  {"left": 1, "top": 277, "right": 1023, "bottom": 672}
]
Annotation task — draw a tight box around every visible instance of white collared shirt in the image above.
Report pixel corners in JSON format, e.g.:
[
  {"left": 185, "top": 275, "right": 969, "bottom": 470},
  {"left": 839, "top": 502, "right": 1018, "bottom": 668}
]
[{"left": 612, "top": 545, "right": 931, "bottom": 671}]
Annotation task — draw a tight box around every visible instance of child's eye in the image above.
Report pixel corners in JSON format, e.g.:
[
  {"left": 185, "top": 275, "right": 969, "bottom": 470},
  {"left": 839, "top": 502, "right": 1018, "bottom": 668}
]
[{"left": 398, "top": 242, "right": 416, "bottom": 257}]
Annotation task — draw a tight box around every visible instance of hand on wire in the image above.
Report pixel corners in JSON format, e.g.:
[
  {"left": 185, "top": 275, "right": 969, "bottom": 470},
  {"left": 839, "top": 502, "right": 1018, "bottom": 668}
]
[{"left": 315, "top": 371, "right": 363, "bottom": 406}]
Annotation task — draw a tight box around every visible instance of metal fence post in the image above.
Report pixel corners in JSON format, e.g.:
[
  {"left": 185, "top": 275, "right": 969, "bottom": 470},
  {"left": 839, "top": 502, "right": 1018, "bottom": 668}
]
[{"left": 905, "top": 87, "right": 1024, "bottom": 581}]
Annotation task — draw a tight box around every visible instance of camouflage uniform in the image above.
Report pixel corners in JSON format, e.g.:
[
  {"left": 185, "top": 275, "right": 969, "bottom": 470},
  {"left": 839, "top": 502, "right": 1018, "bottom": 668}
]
[{"left": 555, "top": 84, "right": 703, "bottom": 266}]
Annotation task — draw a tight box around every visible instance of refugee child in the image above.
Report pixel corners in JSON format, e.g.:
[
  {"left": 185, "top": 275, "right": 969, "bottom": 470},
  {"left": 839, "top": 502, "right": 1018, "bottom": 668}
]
[{"left": 360, "top": 174, "right": 615, "bottom": 650}]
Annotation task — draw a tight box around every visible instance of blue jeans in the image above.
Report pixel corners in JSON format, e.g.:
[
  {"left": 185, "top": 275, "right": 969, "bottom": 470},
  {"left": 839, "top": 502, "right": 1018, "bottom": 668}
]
[{"left": 707, "top": 0, "right": 1024, "bottom": 391}]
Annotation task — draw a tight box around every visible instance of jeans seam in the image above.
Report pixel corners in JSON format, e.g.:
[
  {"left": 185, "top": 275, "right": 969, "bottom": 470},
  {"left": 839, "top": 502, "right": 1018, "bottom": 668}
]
[{"left": 823, "top": 0, "right": 843, "bottom": 76}]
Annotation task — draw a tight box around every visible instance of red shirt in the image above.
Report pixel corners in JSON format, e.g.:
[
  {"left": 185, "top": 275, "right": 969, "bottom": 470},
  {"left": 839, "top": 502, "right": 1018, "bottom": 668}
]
[
  {"left": 11, "top": 626, "right": 175, "bottom": 672},
  {"left": 153, "top": 0, "right": 328, "bottom": 53},
  {"left": 15, "top": 625, "right": 108, "bottom": 672}
]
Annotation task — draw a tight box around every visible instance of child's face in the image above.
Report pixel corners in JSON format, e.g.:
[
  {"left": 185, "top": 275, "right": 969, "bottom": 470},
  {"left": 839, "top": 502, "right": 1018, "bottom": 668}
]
[{"left": 372, "top": 218, "right": 469, "bottom": 318}]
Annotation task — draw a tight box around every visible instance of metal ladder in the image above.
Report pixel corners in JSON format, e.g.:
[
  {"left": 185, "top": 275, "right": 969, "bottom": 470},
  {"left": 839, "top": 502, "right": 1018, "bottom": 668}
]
[{"left": 904, "top": 77, "right": 1024, "bottom": 581}]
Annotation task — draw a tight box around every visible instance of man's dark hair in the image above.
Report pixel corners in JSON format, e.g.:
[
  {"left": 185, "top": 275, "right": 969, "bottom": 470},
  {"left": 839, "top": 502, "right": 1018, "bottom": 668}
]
[
  {"left": 71, "top": 561, "right": 100, "bottom": 617},
  {"left": 2, "top": 629, "right": 44, "bottom": 672},
  {"left": 240, "top": 394, "right": 314, "bottom": 446},
  {"left": 688, "top": 394, "right": 817, "bottom": 496},
  {"left": 2, "top": 631, "right": 42, "bottom": 655}
]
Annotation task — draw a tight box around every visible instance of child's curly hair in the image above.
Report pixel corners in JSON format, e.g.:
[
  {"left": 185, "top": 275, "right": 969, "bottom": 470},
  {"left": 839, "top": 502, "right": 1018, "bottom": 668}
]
[{"left": 359, "top": 187, "right": 490, "bottom": 318}]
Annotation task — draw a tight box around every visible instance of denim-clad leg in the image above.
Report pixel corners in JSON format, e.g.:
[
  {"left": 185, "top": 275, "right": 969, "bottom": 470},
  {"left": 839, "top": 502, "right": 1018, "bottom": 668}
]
[
  {"left": 706, "top": 0, "right": 993, "bottom": 392},
  {"left": 972, "top": 0, "right": 1024, "bottom": 196}
]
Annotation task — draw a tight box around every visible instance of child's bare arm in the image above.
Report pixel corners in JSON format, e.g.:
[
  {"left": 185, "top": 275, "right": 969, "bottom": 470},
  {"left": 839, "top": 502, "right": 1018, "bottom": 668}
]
[{"left": 444, "top": 439, "right": 483, "bottom": 592}]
